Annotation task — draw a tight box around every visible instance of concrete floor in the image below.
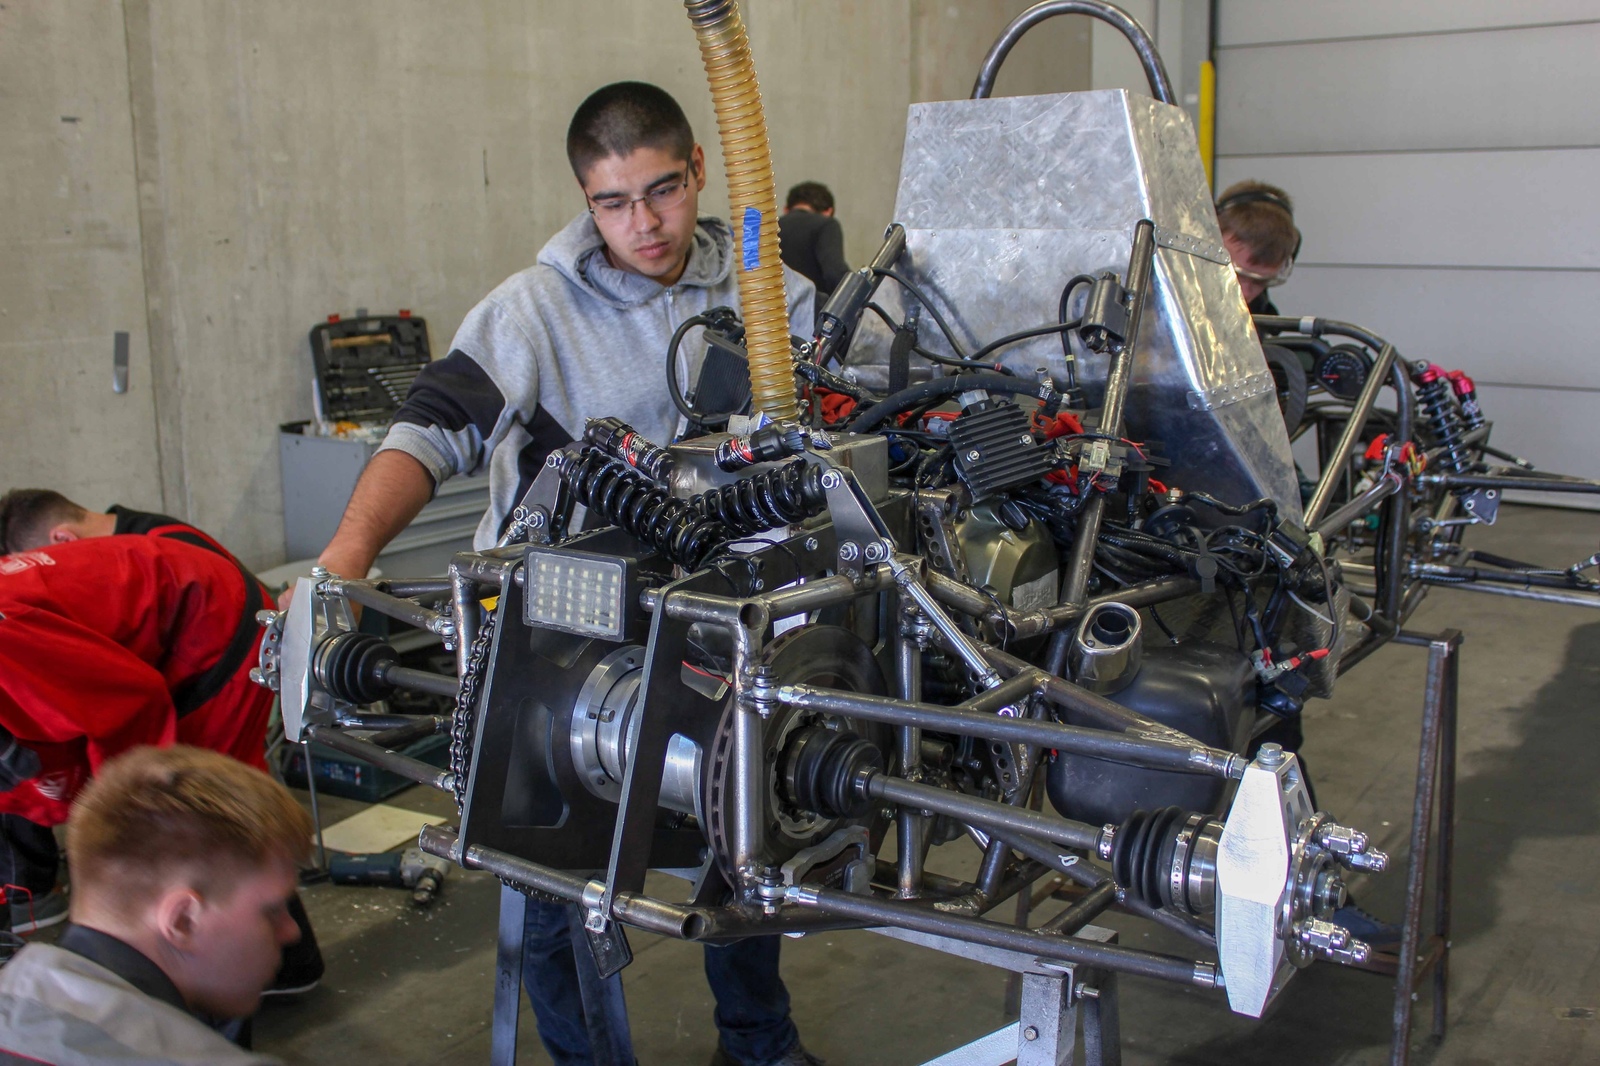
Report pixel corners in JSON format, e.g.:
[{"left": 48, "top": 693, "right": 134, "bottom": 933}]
[{"left": 253, "top": 504, "right": 1600, "bottom": 1065}]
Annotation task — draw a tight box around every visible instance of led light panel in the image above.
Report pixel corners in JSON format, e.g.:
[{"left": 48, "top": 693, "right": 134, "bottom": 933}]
[{"left": 523, "top": 550, "right": 628, "bottom": 639}]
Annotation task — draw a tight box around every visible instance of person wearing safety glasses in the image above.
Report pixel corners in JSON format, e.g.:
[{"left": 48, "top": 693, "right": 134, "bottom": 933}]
[{"left": 1216, "top": 180, "right": 1300, "bottom": 316}]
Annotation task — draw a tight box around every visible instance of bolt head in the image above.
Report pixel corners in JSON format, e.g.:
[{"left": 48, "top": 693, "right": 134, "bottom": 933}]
[
  {"left": 1023, "top": 1025, "right": 1039, "bottom": 1041},
  {"left": 966, "top": 449, "right": 981, "bottom": 462},
  {"left": 838, "top": 542, "right": 860, "bottom": 561},
  {"left": 1256, "top": 742, "right": 1285, "bottom": 767},
  {"left": 1020, "top": 434, "right": 1033, "bottom": 446},
  {"left": 804, "top": 536, "right": 820, "bottom": 552},
  {"left": 528, "top": 510, "right": 547, "bottom": 529},
  {"left": 821, "top": 470, "right": 844, "bottom": 489}
]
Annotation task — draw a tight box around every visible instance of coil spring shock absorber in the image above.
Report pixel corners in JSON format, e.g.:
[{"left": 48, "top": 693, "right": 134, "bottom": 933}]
[
  {"left": 559, "top": 448, "right": 729, "bottom": 568},
  {"left": 559, "top": 450, "right": 829, "bottom": 567},
  {"left": 1413, "top": 362, "right": 1470, "bottom": 474},
  {"left": 691, "top": 459, "right": 827, "bottom": 535}
]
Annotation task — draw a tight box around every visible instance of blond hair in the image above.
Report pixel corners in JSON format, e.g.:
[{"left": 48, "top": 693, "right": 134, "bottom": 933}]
[{"left": 67, "top": 746, "right": 310, "bottom": 911}]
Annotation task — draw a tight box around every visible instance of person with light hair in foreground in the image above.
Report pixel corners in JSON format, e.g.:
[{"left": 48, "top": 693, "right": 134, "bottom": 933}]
[{"left": 0, "top": 745, "right": 310, "bottom": 1065}]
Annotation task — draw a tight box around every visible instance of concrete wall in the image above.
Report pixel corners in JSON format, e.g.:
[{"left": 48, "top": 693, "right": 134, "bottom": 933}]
[
  {"left": 1214, "top": 1, "right": 1600, "bottom": 507},
  {"left": 1, "top": 0, "right": 1083, "bottom": 568},
  {"left": 0, "top": 2, "right": 165, "bottom": 510}
]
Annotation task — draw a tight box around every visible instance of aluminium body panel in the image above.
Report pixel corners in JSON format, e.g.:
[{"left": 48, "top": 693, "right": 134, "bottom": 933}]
[{"left": 851, "top": 89, "right": 1301, "bottom": 517}]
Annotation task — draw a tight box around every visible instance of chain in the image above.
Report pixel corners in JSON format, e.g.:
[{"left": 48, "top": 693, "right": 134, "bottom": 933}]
[{"left": 449, "top": 608, "right": 497, "bottom": 812}]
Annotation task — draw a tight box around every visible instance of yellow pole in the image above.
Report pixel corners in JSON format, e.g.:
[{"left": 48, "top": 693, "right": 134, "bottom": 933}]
[{"left": 1198, "top": 59, "right": 1216, "bottom": 190}]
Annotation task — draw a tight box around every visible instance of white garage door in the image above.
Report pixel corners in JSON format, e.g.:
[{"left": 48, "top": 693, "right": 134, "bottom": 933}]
[{"left": 1215, "top": 1, "right": 1600, "bottom": 509}]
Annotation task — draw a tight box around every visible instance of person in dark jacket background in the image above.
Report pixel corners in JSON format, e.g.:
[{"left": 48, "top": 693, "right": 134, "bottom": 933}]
[
  {"left": 1215, "top": 179, "right": 1300, "bottom": 316},
  {"left": 778, "top": 181, "right": 850, "bottom": 298}
]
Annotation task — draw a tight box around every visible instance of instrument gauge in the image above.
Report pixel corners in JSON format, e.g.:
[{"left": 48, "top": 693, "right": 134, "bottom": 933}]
[{"left": 1313, "top": 345, "right": 1372, "bottom": 400}]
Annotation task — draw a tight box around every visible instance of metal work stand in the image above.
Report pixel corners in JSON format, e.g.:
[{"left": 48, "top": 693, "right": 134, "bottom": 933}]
[
  {"left": 871, "top": 924, "right": 1122, "bottom": 1066},
  {"left": 1357, "top": 629, "right": 1460, "bottom": 1066},
  {"left": 491, "top": 884, "right": 524, "bottom": 1066}
]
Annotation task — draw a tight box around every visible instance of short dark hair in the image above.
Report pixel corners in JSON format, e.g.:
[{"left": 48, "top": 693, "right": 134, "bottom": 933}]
[
  {"left": 0, "top": 489, "right": 88, "bottom": 555},
  {"left": 1216, "top": 180, "right": 1299, "bottom": 267},
  {"left": 567, "top": 82, "right": 695, "bottom": 182},
  {"left": 786, "top": 181, "right": 834, "bottom": 213}
]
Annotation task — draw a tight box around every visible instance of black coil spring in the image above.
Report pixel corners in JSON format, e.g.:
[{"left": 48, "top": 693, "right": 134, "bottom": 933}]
[
  {"left": 559, "top": 449, "right": 829, "bottom": 569},
  {"left": 1415, "top": 374, "right": 1469, "bottom": 474},
  {"left": 559, "top": 448, "right": 728, "bottom": 569},
  {"left": 690, "top": 460, "right": 826, "bottom": 536}
]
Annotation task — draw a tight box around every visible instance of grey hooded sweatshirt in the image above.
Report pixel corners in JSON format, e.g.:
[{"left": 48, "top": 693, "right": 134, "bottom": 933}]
[{"left": 379, "top": 212, "right": 816, "bottom": 549}]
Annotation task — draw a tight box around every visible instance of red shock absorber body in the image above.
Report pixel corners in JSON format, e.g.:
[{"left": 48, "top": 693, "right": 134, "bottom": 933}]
[{"left": 1447, "top": 370, "right": 1485, "bottom": 430}]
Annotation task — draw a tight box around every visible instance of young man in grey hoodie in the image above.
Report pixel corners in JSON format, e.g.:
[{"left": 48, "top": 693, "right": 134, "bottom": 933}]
[{"left": 304, "top": 83, "right": 818, "bottom": 1066}]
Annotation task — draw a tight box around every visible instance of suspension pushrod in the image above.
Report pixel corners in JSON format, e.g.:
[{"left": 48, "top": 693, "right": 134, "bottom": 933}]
[
  {"left": 1434, "top": 473, "right": 1600, "bottom": 494},
  {"left": 331, "top": 580, "right": 456, "bottom": 639},
  {"left": 306, "top": 725, "right": 455, "bottom": 793},
  {"left": 1315, "top": 473, "right": 1403, "bottom": 540},
  {"left": 1040, "top": 880, "right": 1118, "bottom": 935},
  {"left": 790, "top": 884, "right": 1218, "bottom": 988},
  {"left": 865, "top": 772, "right": 1101, "bottom": 851},
  {"left": 367, "top": 716, "right": 447, "bottom": 749},
  {"left": 778, "top": 683, "right": 1237, "bottom": 779},
  {"left": 956, "top": 670, "right": 1041, "bottom": 716},
  {"left": 1415, "top": 571, "right": 1600, "bottom": 609},
  {"left": 376, "top": 579, "right": 454, "bottom": 597},
  {"left": 925, "top": 572, "right": 1198, "bottom": 639},
  {"left": 980, "top": 645, "right": 1245, "bottom": 779}
]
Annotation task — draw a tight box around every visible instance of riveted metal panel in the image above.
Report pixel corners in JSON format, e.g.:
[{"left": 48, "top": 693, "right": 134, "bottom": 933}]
[{"left": 852, "top": 89, "right": 1300, "bottom": 516}]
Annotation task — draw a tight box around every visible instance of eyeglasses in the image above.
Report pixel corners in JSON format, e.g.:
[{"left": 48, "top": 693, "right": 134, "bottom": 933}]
[
  {"left": 1233, "top": 258, "right": 1294, "bottom": 288},
  {"left": 587, "top": 168, "right": 693, "bottom": 221}
]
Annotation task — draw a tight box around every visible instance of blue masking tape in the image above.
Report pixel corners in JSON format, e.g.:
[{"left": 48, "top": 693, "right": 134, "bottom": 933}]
[{"left": 742, "top": 207, "right": 761, "bottom": 270}]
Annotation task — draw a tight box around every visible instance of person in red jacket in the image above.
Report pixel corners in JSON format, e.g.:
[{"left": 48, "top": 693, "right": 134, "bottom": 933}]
[
  {"left": 0, "top": 490, "right": 269, "bottom": 930},
  {"left": 0, "top": 536, "right": 272, "bottom": 932}
]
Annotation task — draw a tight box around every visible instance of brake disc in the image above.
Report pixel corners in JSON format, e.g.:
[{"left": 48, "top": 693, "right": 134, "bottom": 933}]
[{"left": 703, "top": 625, "right": 891, "bottom": 888}]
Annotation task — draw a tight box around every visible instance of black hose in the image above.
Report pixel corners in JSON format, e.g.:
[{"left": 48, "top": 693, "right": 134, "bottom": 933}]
[
  {"left": 967, "top": 319, "right": 1083, "bottom": 365},
  {"left": 666, "top": 314, "right": 714, "bottom": 422},
  {"left": 866, "top": 303, "right": 1001, "bottom": 371},
  {"left": 873, "top": 267, "right": 971, "bottom": 359},
  {"left": 1058, "top": 273, "right": 1094, "bottom": 392},
  {"left": 847, "top": 373, "right": 1046, "bottom": 434}
]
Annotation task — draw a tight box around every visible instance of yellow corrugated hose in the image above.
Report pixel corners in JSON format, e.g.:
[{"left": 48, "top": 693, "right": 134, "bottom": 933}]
[{"left": 684, "top": 0, "right": 798, "bottom": 421}]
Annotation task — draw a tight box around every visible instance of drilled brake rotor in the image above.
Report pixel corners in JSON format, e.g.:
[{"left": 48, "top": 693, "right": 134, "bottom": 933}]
[{"left": 703, "top": 625, "right": 891, "bottom": 888}]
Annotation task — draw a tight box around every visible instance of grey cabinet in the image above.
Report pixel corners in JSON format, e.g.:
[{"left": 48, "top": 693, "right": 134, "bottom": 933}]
[{"left": 278, "top": 428, "right": 489, "bottom": 578}]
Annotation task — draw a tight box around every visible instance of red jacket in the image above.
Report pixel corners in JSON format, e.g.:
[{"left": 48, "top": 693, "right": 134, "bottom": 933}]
[{"left": 0, "top": 537, "right": 272, "bottom": 825}]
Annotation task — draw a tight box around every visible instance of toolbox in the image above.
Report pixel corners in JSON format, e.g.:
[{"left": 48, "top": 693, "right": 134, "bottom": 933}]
[
  {"left": 278, "top": 310, "right": 489, "bottom": 575},
  {"left": 307, "top": 311, "right": 432, "bottom": 427}
]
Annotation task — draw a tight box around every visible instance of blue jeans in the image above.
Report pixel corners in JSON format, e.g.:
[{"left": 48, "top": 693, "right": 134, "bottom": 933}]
[
  {"left": 521, "top": 898, "right": 635, "bottom": 1066},
  {"left": 521, "top": 897, "right": 798, "bottom": 1066},
  {"left": 705, "top": 935, "right": 800, "bottom": 1065}
]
